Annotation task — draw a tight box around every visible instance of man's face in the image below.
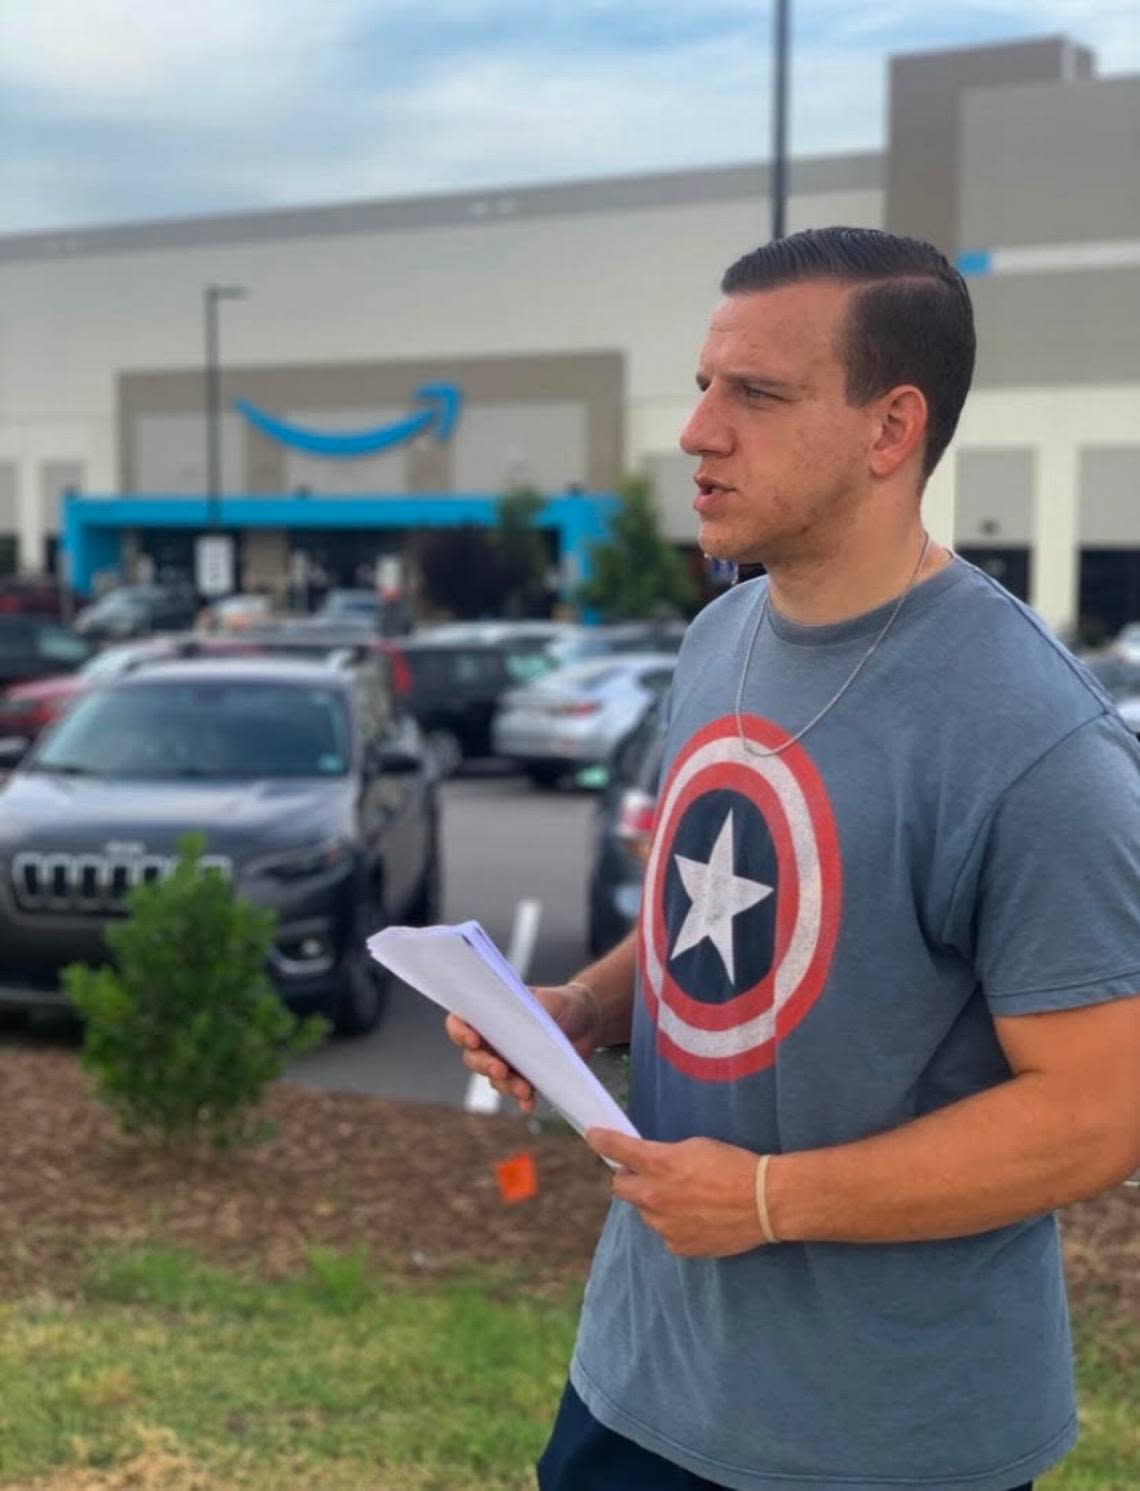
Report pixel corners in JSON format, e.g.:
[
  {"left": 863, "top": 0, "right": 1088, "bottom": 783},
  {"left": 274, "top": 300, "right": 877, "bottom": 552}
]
[{"left": 680, "top": 280, "right": 874, "bottom": 565}]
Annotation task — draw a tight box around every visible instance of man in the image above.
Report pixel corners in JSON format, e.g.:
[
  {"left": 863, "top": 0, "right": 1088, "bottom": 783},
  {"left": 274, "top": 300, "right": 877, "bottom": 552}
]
[{"left": 447, "top": 227, "right": 1140, "bottom": 1491}]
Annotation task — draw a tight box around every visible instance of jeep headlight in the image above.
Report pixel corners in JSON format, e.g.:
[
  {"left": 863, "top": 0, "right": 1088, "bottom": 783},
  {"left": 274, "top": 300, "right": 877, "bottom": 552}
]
[{"left": 245, "top": 839, "right": 352, "bottom": 883}]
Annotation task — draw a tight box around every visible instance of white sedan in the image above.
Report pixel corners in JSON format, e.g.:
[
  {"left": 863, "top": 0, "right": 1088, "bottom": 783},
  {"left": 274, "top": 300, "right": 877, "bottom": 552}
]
[{"left": 492, "top": 653, "right": 675, "bottom": 787}]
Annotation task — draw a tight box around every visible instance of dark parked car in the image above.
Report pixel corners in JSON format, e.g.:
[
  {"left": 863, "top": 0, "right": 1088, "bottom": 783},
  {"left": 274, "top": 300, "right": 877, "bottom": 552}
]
[
  {"left": 0, "top": 651, "right": 439, "bottom": 1036},
  {"left": 240, "top": 619, "right": 413, "bottom": 697},
  {"left": 399, "top": 635, "right": 554, "bottom": 774},
  {"left": 316, "top": 589, "right": 413, "bottom": 637},
  {"left": 74, "top": 584, "right": 198, "bottom": 643},
  {"left": 586, "top": 700, "right": 666, "bottom": 957},
  {"left": 0, "top": 574, "right": 84, "bottom": 621},
  {"left": 0, "top": 616, "right": 92, "bottom": 692}
]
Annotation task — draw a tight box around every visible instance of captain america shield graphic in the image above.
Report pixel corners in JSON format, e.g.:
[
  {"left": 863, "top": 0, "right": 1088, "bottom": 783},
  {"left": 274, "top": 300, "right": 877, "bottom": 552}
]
[{"left": 639, "top": 713, "right": 842, "bottom": 1081}]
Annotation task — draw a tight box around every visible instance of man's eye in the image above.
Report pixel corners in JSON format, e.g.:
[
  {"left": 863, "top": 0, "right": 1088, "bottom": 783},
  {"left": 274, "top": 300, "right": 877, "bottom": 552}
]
[{"left": 742, "top": 386, "right": 770, "bottom": 401}]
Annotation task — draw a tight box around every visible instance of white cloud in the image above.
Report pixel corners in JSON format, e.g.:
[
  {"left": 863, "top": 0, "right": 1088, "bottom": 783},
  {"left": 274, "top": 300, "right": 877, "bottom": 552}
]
[
  {"left": 1, "top": 0, "right": 277, "bottom": 100},
  {"left": 0, "top": 0, "right": 1135, "bottom": 232}
]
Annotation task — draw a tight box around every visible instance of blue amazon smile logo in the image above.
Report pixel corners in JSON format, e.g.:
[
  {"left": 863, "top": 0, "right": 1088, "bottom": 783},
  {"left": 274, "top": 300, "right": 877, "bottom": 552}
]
[{"left": 233, "top": 382, "right": 462, "bottom": 457}]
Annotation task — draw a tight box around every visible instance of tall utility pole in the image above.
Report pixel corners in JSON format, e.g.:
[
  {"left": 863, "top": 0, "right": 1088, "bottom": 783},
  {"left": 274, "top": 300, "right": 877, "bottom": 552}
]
[
  {"left": 771, "top": 0, "right": 790, "bottom": 240},
  {"left": 203, "top": 284, "right": 246, "bottom": 528}
]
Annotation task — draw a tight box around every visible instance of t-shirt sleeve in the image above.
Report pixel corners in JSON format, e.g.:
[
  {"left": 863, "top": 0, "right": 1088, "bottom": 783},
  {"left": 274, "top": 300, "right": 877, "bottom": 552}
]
[{"left": 971, "top": 711, "right": 1140, "bottom": 1015}]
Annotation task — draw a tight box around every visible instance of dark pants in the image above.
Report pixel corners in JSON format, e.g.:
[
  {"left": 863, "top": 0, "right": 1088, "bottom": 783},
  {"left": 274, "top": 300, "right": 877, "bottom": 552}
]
[{"left": 538, "top": 1381, "right": 1033, "bottom": 1491}]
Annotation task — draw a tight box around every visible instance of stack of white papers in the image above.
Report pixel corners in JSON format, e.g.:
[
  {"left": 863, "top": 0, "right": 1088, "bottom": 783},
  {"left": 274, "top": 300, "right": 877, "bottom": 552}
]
[{"left": 367, "top": 921, "right": 638, "bottom": 1148}]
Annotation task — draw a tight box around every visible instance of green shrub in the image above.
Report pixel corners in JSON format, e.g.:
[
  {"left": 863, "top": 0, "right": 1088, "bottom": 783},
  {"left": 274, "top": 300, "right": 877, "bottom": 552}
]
[{"left": 64, "top": 832, "right": 327, "bottom": 1150}]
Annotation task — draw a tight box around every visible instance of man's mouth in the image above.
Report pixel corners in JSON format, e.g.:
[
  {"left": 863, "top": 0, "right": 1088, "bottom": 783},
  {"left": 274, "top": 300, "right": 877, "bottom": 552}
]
[
  {"left": 694, "top": 475, "right": 733, "bottom": 511},
  {"left": 695, "top": 474, "right": 732, "bottom": 497}
]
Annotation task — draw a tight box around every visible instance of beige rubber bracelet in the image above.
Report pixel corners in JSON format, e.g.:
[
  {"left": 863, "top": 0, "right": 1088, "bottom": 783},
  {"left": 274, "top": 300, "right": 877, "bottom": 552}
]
[
  {"left": 755, "top": 1154, "right": 779, "bottom": 1244},
  {"left": 564, "top": 979, "right": 604, "bottom": 1046}
]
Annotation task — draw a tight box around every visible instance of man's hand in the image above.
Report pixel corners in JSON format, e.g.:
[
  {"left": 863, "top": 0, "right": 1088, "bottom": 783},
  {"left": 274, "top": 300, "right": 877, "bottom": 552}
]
[
  {"left": 586, "top": 1128, "right": 767, "bottom": 1258},
  {"left": 444, "top": 984, "right": 600, "bottom": 1114}
]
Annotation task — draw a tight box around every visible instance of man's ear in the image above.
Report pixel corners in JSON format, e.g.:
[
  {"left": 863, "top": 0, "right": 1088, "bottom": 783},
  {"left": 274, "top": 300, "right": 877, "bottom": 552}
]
[{"left": 868, "top": 385, "right": 927, "bottom": 481}]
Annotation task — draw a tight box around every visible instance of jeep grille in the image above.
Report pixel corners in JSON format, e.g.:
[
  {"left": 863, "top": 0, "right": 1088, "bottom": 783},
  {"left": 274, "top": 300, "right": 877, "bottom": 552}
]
[{"left": 9, "top": 852, "right": 233, "bottom": 915}]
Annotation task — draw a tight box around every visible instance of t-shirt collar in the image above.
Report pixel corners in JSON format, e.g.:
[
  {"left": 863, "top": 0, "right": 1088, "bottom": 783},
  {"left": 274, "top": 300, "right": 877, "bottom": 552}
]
[{"left": 760, "top": 553, "right": 969, "bottom": 647}]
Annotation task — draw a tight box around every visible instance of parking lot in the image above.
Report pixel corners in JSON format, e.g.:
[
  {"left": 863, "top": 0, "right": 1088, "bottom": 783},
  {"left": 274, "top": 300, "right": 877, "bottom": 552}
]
[
  {"left": 0, "top": 765, "right": 605, "bottom": 1111},
  {"left": 289, "top": 766, "right": 599, "bottom": 1104}
]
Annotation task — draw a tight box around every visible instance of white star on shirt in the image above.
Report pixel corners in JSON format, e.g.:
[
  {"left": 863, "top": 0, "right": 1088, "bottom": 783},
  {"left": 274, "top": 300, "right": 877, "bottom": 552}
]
[{"left": 669, "top": 809, "right": 773, "bottom": 984}]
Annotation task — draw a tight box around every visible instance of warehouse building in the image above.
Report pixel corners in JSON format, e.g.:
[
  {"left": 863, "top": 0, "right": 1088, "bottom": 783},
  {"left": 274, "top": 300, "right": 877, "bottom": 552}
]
[{"left": 0, "top": 33, "right": 1137, "bottom": 637}]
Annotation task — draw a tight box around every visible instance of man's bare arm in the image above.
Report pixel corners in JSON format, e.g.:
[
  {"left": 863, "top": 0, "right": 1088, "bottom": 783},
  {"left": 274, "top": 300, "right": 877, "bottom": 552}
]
[
  {"left": 587, "top": 996, "right": 1140, "bottom": 1257},
  {"left": 767, "top": 997, "right": 1140, "bottom": 1243},
  {"left": 566, "top": 927, "right": 638, "bottom": 1048}
]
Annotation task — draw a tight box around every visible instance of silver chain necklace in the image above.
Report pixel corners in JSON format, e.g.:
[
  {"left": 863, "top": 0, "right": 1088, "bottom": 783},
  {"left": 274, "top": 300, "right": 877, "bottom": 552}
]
[{"left": 735, "top": 532, "right": 933, "bottom": 759}]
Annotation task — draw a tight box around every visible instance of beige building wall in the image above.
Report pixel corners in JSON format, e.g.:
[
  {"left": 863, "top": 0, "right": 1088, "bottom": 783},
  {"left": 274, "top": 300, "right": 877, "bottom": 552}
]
[
  {"left": 950, "top": 385, "right": 1140, "bottom": 632},
  {"left": 0, "top": 157, "right": 880, "bottom": 571}
]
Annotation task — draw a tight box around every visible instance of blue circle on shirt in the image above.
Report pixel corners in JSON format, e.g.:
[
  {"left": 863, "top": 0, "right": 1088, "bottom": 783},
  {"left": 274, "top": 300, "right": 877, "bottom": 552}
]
[{"left": 662, "top": 787, "right": 778, "bottom": 1003}]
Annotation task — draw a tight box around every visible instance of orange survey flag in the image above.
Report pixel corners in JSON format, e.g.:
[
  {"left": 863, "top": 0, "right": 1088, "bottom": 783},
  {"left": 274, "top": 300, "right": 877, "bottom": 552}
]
[{"left": 495, "top": 1150, "right": 539, "bottom": 1204}]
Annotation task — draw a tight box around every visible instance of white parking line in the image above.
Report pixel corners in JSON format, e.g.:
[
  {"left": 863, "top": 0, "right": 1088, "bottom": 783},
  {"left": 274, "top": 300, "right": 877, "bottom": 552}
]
[{"left": 464, "top": 897, "right": 543, "bottom": 1115}]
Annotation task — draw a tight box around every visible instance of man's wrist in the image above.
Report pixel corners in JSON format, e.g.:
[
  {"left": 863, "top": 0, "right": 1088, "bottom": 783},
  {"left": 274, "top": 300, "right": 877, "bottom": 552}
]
[
  {"left": 564, "top": 978, "right": 601, "bottom": 1034},
  {"left": 764, "top": 1149, "right": 840, "bottom": 1244},
  {"left": 754, "top": 1153, "right": 779, "bottom": 1244}
]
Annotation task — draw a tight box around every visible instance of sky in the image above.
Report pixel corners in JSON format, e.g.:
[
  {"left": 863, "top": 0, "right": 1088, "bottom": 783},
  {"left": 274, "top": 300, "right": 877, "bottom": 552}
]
[{"left": 1, "top": 0, "right": 1137, "bottom": 235}]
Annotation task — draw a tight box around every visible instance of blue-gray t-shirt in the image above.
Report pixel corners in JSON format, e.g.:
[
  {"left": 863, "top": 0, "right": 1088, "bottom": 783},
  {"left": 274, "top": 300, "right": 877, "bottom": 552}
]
[{"left": 570, "top": 556, "right": 1140, "bottom": 1491}]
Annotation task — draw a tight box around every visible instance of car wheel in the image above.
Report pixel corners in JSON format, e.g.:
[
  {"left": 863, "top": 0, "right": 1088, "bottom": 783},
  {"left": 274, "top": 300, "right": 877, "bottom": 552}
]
[
  {"left": 525, "top": 762, "right": 563, "bottom": 788},
  {"left": 426, "top": 728, "right": 463, "bottom": 778},
  {"left": 330, "top": 899, "right": 390, "bottom": 1037}
]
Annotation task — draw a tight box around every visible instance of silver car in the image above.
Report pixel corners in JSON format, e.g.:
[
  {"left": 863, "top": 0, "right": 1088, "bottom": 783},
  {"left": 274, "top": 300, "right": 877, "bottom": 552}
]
[{"left": 493, "top": 653, "right": 675, "bottom": 786}]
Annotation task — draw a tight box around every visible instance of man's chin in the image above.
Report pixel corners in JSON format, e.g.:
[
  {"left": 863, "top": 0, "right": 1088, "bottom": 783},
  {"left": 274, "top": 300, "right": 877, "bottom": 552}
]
[{"left": 697, "top": 522, "right": 759, "bottom": 567}]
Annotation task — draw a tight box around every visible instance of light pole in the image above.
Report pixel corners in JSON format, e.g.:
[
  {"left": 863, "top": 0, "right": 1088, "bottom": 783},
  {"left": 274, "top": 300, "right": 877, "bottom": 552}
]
[
  {"left": 203, "top": 284, "right": 246, "bottom": 529},
  {"left": 771, "top": 0, "right": 790, "bottom": 241}
]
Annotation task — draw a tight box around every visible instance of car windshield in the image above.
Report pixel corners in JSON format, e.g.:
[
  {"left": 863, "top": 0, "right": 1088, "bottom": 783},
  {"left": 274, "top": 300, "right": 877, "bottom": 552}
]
[
  {"left": 80, "top": 642, "right": 159, "bottom": 678},
  {"left": 0, "top": 622, "right": 89, "bottom": 662},
  {"left": 504, "top": 648, "right": 556, "bottom": 684},
  {"left": 29, "top": 680, "right": 350, "bottom": 779},
  {"left": 93, "top": 592, "right": 149, "bottom": 615},
  {"left": 405, "top": 647, "right": 504, "bottom": 689},
  {"left": 0, "top": 623, "right": 33, "bottom": 656}
]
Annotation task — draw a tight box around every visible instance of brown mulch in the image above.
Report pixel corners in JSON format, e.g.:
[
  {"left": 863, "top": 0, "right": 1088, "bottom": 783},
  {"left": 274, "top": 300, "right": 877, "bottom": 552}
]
[
  {"left": 0, "top": 1046, "right": 1136, "bottom": 1317},
  {"left": 0, "top": 1045, "right": 610, "bottom": 1299}
]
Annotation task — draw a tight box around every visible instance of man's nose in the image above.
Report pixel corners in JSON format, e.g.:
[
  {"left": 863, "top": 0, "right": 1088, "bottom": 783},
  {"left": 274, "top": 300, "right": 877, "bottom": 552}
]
[{"left": 679, "top": 389, "right": 731, "bottom": 456}]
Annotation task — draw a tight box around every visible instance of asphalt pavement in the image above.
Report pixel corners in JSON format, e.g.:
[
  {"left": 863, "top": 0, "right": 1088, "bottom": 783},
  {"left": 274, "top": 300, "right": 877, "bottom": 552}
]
[{"left": 286, "top": 765, "right": 598, "bottom": 1104}]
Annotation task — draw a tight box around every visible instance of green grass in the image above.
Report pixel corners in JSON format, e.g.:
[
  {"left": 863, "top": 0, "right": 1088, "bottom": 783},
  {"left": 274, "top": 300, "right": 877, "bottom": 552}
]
[
  {"left": 0, "top": 1247, "right": 1134, "bottom": 1490},
  {"left": 1041, "top": 1305, "right": 1140, "bottom": 1491},
  {"left": 0, "top": 1246, "right": 578, "bottom": 1490}
]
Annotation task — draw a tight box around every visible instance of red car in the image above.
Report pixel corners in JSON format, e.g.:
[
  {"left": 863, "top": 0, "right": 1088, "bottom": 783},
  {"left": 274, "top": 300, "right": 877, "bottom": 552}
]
[
  {"left": 0, "top": 638, "right": 174, "bottom": 748},
  {"left": 0, "top": 672, "right": 87, "bottom": 744}
]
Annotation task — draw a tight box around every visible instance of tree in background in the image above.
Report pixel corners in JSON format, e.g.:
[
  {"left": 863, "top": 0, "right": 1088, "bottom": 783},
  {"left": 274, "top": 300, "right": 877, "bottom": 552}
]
[
  {"left": 579, "top": 473, "right": 696, "bottom": 620},
  {"left": 496, "top": 486, "right": 550, "bottom": 619},
  {"left": 413, "top": 524, "right": 504, "bottom": 619},
  {"left": 414, "top": 492, "right": 553, "bottom": 620}
]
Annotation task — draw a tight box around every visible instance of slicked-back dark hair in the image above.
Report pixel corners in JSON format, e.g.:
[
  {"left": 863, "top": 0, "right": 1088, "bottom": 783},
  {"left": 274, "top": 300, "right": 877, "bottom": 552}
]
[{"left": 721, "top": 227, "right": 976, "bottom": 480}]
